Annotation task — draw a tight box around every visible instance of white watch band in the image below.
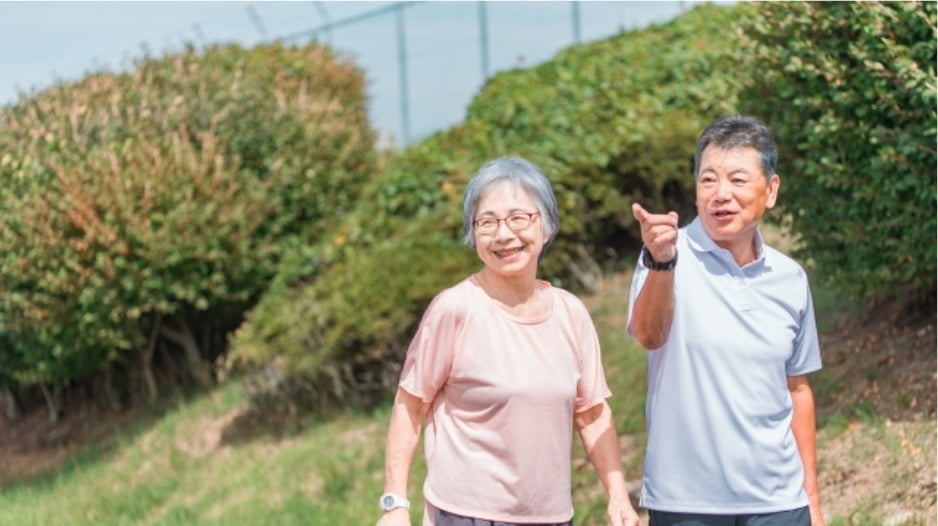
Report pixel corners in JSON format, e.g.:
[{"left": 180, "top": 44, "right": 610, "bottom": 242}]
[{"left": 379, "top": 492, "right": 410, "bottom": 511}]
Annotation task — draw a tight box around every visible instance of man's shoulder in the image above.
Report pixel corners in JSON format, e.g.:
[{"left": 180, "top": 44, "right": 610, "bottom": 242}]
[{"left": 763, "top": 244, "right": 808, "bottom": 276}]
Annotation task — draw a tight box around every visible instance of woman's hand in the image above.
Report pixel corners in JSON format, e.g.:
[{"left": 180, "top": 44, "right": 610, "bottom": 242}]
[
  {"left": 607, "top": 493, "right": 640, "bottom": 526},
  {"left": 376, "top": 507, "right": 410, "bottom": 526}
]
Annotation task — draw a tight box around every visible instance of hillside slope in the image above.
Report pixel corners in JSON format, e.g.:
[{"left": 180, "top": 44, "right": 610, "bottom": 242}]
[{"left": 0, "top": 272, "right": 934, "bottom": 525}]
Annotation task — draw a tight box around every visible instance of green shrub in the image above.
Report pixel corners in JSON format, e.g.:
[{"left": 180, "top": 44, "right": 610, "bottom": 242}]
[
  {"left": 461, "top": 3, "right": 748, "bottom": 281},
  {"left": 737, "top": 1, "right": 937, "bottom": 303},
  {"left": 229, "top": 3, "right": 754, "bottom": 412},
  {"left": 233, "top": 210, "right": 479, "bottom": 413},
  {"left": 0, "top": 41, "right": 375, "bottom": 411}
]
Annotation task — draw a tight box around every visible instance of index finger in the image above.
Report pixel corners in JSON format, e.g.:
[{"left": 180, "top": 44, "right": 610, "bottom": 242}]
[
  {"left": 631, "top": 202, "right": 649, "bottom": 224},
  {"left": 633, "top": 204, "right": 679, "bottom": 228}
]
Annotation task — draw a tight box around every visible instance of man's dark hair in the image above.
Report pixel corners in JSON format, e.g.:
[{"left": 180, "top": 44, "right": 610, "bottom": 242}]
[{"left": 693, "top": 115, "right": 777, "bottom": 181}]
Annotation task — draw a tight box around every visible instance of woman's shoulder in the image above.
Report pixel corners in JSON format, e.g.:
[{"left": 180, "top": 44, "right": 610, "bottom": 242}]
[
  {"left": 546, "top": 282, "right": 591, "bottom": 316},
  {"left": 424, "top": 276, "right": 479, "bottom": 317}
]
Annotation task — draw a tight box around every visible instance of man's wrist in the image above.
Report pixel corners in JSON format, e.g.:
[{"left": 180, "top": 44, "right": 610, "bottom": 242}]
[{"left": 641, "top": 246, "right": 677, "bottom": 271}]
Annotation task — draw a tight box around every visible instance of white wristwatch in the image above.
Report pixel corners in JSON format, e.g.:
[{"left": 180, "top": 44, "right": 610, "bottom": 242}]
[{"left": 379, "top": 492, "right": 410, "bottom": 511}]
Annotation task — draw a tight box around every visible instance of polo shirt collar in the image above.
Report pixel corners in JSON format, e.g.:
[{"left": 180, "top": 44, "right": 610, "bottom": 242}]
[{"left": 686, "top": 217, "right": 769, "bottom": 269}]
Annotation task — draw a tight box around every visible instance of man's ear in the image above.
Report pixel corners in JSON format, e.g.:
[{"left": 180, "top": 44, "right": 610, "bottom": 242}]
[{"left": 766, "top": 174, "right": 781, "bottom": 209}]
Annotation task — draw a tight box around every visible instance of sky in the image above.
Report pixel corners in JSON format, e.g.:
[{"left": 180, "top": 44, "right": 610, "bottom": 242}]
[{"left": 0, "top": 1, "right": 691, "bottom": 147}]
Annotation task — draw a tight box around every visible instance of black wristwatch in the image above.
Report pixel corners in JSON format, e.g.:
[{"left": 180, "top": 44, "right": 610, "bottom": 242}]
[{"left": 641, "top": 246, "right": 677, "bottom": 271}]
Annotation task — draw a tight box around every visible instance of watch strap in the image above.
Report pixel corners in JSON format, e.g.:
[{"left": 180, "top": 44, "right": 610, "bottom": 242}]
[
  {"left": 641, "top": 245, "right": 677, "bottom": 271},
  {"left": 379, "top": 492, "right": 410, "bottom": 511}
]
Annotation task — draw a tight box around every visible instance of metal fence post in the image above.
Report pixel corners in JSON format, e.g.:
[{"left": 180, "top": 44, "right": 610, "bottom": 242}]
[
  {"left": 478, "top": 2, "right": 490, "bottom": 81},
  {"left": 247, "top": 5, "right": 269, "bottom": 40},
  {"left": 396, "top": 3, "right": 411, "bottom": 146}
]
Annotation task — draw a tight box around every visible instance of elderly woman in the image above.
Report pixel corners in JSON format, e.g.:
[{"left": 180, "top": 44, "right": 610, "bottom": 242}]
[{"left": 378, "top": 156, "right": 639, "bottom": 526}]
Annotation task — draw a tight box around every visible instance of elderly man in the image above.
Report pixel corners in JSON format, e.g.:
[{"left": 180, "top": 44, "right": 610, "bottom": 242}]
[{"left": 627, "top": 115, "right": 824, "bottom": 526}]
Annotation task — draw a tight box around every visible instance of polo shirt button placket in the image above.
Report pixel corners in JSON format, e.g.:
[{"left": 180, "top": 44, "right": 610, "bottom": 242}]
[{"left": 737, "top": 275, "right": 752, "bottom": 312}]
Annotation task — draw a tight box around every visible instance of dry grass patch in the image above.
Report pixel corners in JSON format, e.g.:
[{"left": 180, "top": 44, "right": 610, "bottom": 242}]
[{"left": 820, "top": 419, "right": 936, "bottom": 525}]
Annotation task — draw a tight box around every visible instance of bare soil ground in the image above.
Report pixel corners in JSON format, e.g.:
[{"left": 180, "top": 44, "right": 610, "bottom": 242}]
[
  {"left": 810, "top": 298, "right": 937, "bottom": 525},
  {"left": 0, "top": 397, "right": 149, "bottom": 486}
]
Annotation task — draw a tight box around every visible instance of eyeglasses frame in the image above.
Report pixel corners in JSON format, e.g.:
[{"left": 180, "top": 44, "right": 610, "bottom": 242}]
[{"left": 472, "top": 211, "right": 541, "bottom": 235}]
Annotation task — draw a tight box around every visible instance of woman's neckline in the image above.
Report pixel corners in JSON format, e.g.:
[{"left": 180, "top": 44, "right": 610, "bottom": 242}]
[{"left": 470, "top": 272, "right": 553, "bottom": 324}]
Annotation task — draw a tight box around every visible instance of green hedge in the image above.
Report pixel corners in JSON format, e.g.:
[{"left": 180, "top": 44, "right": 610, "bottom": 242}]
[
  {"left": 738, "top": 1, "right": 937, "bottom": 302},
  {"left": 0, "top": 42, "right": 375, "bottom": 410},
  {"left": 229, "top": 3, "right": 753, "bottom": 411}
]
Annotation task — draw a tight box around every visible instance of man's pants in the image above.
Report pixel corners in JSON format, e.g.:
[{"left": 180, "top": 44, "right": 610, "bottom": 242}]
[{"left": 648, "top": 507, "right": 811, "bottom": 526}]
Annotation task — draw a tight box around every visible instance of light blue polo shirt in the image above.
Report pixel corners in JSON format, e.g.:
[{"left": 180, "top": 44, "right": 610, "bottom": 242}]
[{"left": 627, "top": 217, "right": 822, "bottom": 514}]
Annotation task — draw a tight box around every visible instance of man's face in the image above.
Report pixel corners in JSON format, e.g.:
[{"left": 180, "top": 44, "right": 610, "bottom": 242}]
[{"left": 695, "top": 145, "right": 780, "bottom": 254}]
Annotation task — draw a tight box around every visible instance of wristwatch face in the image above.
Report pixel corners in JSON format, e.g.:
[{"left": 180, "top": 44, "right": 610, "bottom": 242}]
[{"left": 380, "top": 492, "right": 408, "bottom": 511}]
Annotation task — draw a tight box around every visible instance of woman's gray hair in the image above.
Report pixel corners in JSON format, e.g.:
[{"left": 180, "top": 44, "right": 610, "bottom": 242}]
[
  {"left": 462, "top": 156, "right": 560, "bottom": 253},
  {"left": 693, "top": 115, "right": 778, "bottom": 182}
]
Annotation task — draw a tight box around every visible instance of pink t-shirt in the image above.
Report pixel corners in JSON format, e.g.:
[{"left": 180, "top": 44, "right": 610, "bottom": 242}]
[{"left": 399, "top": 275, "right": 612, "bottom": 524}]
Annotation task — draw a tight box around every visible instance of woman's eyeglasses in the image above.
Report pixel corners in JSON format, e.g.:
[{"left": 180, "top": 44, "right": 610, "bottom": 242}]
[{"left": 473, "top": 212, "right": 540, "bottom": 235}]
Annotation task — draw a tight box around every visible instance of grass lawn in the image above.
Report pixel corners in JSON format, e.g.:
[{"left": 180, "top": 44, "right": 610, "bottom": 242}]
[{"left": 0, "top": 268, "right": 934, "bottom": 526}]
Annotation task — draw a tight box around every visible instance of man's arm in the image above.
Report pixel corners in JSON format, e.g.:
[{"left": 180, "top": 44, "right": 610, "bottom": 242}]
[
  {"left": 629, "top": 203, "right": 678, "bottom": 349},
  {"left": 788, "top": 374, "right": 824, "bottom": 526}
]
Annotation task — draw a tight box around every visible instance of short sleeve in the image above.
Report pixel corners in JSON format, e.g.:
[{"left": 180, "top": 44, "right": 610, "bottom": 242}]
[
  {"left": 785, "top": 275, "right": 822, "bottom": 376},
  {"left": 567, "top": 295, "right": 612, "bottom": 412},
  {"left": 398, "top": 288, "right": 466, "bottom": 402}
]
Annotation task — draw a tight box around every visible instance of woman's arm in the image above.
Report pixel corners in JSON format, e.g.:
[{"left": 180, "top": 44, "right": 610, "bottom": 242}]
[
  {"left": 379, "top": 388, "right": 431, "bottom": 526},
  {"left": 575, "top": 401, "right": 640, "bottom": 526}
]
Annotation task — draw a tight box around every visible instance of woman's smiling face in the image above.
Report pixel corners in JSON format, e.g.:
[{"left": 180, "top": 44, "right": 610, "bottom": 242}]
[{"left": 473, "top": 182, "right": 546, "bottom": 279}]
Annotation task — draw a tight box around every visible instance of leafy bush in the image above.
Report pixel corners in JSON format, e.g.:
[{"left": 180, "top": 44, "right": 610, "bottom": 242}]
[
  {"left": 737, "top": 1, "right": 937, "bottom": 302},
  {"left": 0, "top": 41, "right": 375, "bottom": 413},
  {"left": 234, "top": 214, "right": 479, "bottom": 413},
  {"left": 229, "top": 3, "right": 754, "bottom": 412},
  {"left": 461, "top": 3, "right": 748, "bottom": 280}
]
